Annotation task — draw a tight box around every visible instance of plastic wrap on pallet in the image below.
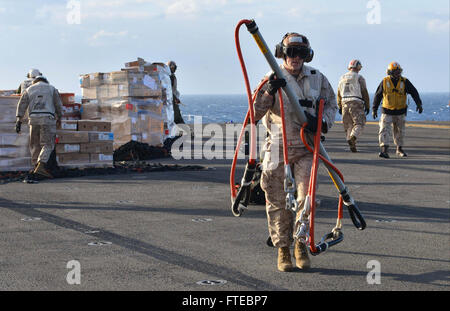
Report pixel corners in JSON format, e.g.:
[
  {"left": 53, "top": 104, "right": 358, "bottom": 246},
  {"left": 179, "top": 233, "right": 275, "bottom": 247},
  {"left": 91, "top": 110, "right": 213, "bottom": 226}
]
[
  {"left": 55, "top": 143, "right": 81, "bottom": 154},
  {"left": 0, "top": 133, "right": 29, "bottom": 147},
  {"left": 0, "top": 96, "right": 32, "bottom": 171},
  {"left": 80, "top": 73, "right": 162, "bottom": 99},
  {"left": 144, "top": 63, "right": 176, "bottom": 138},
  {"left": 80, "top": 101, "right": 101, "bottom": 120},
  {"left": 80, "top": 141, "right": 113, "bottom": 154},
  {"left": 0, "top": 157, "right": 32, "bottom": 171},
  {"left": 0, "top": 145, "right": 30, "bottom": 158},
  {"left": 0, "top": 96, "right": 20, "bottom": 123},
  {"left": 0, "top": 90, "right": 17, "bottom": 96},
  {"left": 79, "top": 58, "right": 175, "bottom": 150},
  {"left": 56, "top": 153, "right": 90, "bottom": 165}
]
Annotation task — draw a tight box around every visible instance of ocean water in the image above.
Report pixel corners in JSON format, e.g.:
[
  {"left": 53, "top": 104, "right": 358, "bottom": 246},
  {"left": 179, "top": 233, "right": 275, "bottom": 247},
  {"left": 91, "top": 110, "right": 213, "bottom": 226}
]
[
  {"left": 74, "top": 92, "right": 449, "bottom": 124},
  {"left": 179, "top": 92, "right": 450, "bottom": 124}
]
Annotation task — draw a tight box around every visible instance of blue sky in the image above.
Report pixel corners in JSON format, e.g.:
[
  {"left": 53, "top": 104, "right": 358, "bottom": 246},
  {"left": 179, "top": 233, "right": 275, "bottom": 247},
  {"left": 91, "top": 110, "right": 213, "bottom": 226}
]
[{"left": 0, "top": 0, "right": 448, "bottom": 95}]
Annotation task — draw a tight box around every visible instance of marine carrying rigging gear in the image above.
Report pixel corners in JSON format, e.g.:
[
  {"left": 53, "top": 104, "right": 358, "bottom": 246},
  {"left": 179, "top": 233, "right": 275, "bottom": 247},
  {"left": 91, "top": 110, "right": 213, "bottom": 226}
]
[
  {"left": 231, "top": 19, "right": 366, "bottom": 254},
  {"left": 274, "top": 32, "right": 314, "bottom": 62}
]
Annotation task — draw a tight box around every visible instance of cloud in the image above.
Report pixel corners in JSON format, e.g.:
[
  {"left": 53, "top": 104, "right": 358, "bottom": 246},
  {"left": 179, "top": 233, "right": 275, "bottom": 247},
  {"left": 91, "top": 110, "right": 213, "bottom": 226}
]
[
  {"left": 427, "top": 18, "right": 450, "bottom": 33},
  {"left": 0, "top": 7, "right": 6, "bottom": 14},
  {"left": 83, "top": 10, "right": 155, "bottom": 19},
  {"left": 91, "top": 30, "right": 128, "bottom": 40},
  {"left": 35, "top": 4, "right": 67, "bottom": 24},
  {"left": 79, "top": 0, "right": 161, "bottom": 20},
  {"left": 165, "top": 0, "right": 199, "bottom": 16},
  {"left": 88, "top": 29, "right": 131, "bottom": 46}
]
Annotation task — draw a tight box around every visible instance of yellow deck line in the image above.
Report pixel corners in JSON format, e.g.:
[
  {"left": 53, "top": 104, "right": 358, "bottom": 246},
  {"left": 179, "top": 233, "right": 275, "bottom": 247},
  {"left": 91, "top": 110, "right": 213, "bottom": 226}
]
[{"left": 335, "top": 121, "right": 450, "bottom": 129}]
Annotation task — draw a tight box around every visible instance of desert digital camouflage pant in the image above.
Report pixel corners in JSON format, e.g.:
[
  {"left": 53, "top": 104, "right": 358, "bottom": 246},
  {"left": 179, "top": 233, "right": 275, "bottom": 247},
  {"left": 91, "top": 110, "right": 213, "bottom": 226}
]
[
  {"left": 29, "top": 123, "right": 56, "bottom": 165},
  {"left": 378, "top": 113, "right": 406, "bottom": 147},
  {"left": 342, "top": 101, "right": 366, "bottom": 141},
  {"left": 260, "top": 146, "right": 314, "bottom": 248}
]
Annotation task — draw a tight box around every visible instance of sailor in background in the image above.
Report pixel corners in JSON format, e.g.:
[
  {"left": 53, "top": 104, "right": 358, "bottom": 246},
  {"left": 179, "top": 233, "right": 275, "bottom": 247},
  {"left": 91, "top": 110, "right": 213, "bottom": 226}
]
[
  {"left": 337, "top": 60, "right": 370, "bottom": 152},
  {"left": 16, "top": 76, "right": 62, "bottom": 178},
  {"left": 17, "top": 68, "right": 42, "bottom": 95},
  {"left": 372, "top": 62, "right": 423, "bottom": 158},
  {"left": 167, "top": 61, "right": 185, "bottom": 124}
]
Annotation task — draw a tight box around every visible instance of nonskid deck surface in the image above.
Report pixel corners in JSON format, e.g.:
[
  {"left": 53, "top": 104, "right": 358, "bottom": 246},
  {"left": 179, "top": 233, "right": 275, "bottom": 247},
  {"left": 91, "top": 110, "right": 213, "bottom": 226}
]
[{"left": 0, "top": 122, "right": 449, "bottom": 291}]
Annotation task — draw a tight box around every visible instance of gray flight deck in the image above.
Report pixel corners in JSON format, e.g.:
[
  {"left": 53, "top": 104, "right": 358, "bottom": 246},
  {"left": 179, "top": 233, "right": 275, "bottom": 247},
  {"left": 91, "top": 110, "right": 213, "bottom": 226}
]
[{"left": 0, "top": 122, "right": 449, "bottom": 291}]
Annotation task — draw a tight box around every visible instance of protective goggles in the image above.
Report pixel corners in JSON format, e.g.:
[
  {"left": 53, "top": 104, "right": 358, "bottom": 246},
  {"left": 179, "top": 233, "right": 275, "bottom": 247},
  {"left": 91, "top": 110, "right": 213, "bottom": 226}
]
[{"left": 283, "top": 45, "right": 310, "bottom": 59}]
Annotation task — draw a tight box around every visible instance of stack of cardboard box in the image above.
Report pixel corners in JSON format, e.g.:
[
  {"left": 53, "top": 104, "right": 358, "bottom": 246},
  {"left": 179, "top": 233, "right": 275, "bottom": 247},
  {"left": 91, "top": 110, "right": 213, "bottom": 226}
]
[
  {"left": 79, "top": 58, "right": 176, "bottom": 150},
  {"left": 60, "top": 93, "right": 81, "bottom": 120},
  {"left": 56, "top": 120, "right": 114, "bottom": 167},
  {"left": 0, "top": 94, "right": 31, "bottom": 171}
]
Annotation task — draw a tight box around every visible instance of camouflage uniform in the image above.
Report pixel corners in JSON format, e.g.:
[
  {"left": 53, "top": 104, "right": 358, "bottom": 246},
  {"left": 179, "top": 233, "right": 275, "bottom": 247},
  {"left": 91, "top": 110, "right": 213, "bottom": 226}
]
[
  {"left": 253, "top": 64, "right": 337, "bottom": 248},
  {"left": 341, "top": 101, "right": 367, "bottom": 141},
  {"left": 337, "top": 72, "right": 370, "bottom": 141},
  {"left": 16, "top": 81, "right": 62, "bottom": 165},
  {"left": 17, "top": 78, "right": 34, "bottom": 95}
]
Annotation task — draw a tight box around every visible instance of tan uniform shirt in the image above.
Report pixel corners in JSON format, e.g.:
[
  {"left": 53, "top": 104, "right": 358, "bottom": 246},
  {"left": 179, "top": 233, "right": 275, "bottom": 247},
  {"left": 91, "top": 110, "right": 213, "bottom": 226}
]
[
  {"left": 253, "top": 64, "right": 337, "bottom": 149},
  {"left": 337, "top": 72, "right": 370, "bottom": 111},
  {"left": 16, "top": 81, "right": 63, "bottom": 125}
]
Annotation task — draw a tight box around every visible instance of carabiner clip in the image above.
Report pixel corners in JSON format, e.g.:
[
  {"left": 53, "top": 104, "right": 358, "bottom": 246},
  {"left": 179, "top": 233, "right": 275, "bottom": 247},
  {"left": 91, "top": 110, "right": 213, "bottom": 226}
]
[
  {"left": 231, "top": 161, "right": 256, "bottom": 217},
  {"left": 283, "top": 165, "right": 298, "bottom": 212},
  {"left": 340, "top": 187, "right": 367, "bottom": 230},
  {"left": 294, "top": 195, "right": 311, "bottom": 240},
  {"left": 310, "top": 228, "right": 344, "bottom": 256}
]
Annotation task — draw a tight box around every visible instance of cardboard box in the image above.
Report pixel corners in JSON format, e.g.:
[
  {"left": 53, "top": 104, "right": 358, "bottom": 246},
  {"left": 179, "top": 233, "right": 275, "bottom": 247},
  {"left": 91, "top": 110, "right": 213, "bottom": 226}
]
[
  {"left": 0, "top": 146, "right": 29, "bottom": 158},
  {"left": 0, "top": 157, "right": 32, "bottom": 171},
  {"left": 80, "top": 141, "right": 113, "bottom": 154},
  {"left": 143, "top": 63, "right": 166, "bottom": 73},
  {"left": 141, "top": 132, "right": 163, "bottom": 147},
  {"left": 113, "top": 133, "right": 141, "bottom": 149},
  {"left": 88, "top": 131, "right": 114, "bottom": 142},
  {"left": 80, "top": 74, "right": 90, "bottom": 88},
  {"left": 125, "top": 58, "right": 146, "bottom": 68},
  {"left": 61, "top": 116, "right": 81, "bottom": 121},
  {"left": 0, "top": 133, "right": 29, "bottom": 147},
  {"left": 111, "top": 100, "right": 137, "bottom": 117},
  {"left": 98, "top": 103, "right": 112, "bottom": 116},
  {"left": 60, "top": 93, "right": 75, "bottom": 105},
  {"left": 56, "top": 153, "right": 90, "bottom": 164},
  {"left": 78, "top": 120, "right": 111, "bottom": 132},
  {"left": 119, "top": 84, "right": 162, "bottom": 97},
  {"left": 55, "top": 143, "right": 80, "bottom": 153},
  {"left": 80, "top": 102, "right": 101, "bottom": 120},
  {"left": 112, "top": 117, "right": 138, "bottom": 135},
  {"left": 88, "top": 73, "right": 104, "bottom": 87},
  {"left": 0, "top": 123, "right": 29, "bottom": 134},
  {"left": 58, "top": 120, "right": 78, "bottom": 130},
  {"left": 62, "top": 103, "right": 81, "bottom": 114},
  {"left": 56, "top": 130, "right": 89, "bottom": 143},
  {"left": 90, "top": 153, "right": 114, "bottom": 163},
  {"left": 132, "top": 98, "right": 163, "bottom": 114},
  {"left": 81, "top": 85, "right": 119, "bottom": 99},
  {"left": 121, "top": 66, "right": 143, "bottom": 72},
  {"left": 0, "top": 96, "right": 20, "bottom": 123}
]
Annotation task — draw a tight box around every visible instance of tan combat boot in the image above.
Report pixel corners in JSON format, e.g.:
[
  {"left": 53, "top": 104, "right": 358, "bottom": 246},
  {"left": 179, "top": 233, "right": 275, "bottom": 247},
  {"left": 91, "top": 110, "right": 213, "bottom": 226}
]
[
  {"left": 396, "top": 146, "right": 407, "bottom": 157},
  {"left": 33, "top": 162, "right": 53, "bottom": 179},
  {"left": 277, "top": 247, "right": 294, "bottom": 272},
  {"left": 347, "top": 135, "right": 357, "bottom": 152},
  {"left": 294, "top": 239, "right": 311, "bottom": 270}
]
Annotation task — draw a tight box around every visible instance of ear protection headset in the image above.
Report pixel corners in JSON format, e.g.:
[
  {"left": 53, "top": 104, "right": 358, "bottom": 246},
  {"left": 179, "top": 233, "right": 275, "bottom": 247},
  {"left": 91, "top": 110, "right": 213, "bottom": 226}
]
[{"left": 274, "top": 32, "right": 314, "bottom": 63}]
